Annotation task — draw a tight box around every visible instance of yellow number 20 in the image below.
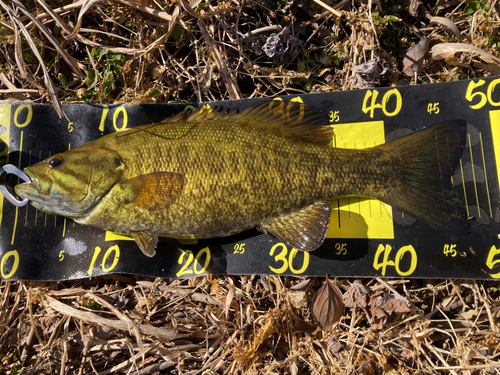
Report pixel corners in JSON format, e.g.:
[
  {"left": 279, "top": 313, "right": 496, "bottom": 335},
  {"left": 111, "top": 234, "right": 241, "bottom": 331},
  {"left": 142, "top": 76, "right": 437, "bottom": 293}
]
[{"left": 176, "top": 247, "right": 211, "bottom": 277}]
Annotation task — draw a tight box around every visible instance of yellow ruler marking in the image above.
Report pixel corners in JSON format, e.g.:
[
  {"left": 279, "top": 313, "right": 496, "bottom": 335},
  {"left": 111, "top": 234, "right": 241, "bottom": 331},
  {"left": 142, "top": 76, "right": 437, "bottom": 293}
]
[
  {"left": 34, "top": 150, "right": 41, "bottom": 227},
  {"left": 62, "top": 144, "right": 71, "bottom": 238},
  {"left": 62, "top": 218, "right": 67, "bottom": 238},
  {"left": 11, "top": 130, "right": 23, "bottom": 245},
  {"left": 105, "top": 230, "right": 198, "bottom": 245},
  {"left": 468, "top": 133, "right": 481, "bottom": 218},
  {"left": 327, "top": 121, "right": 394, "bottom": 239},
  {"left": 490, "top": 110, "right": 500, "bottom": 201},
  {"left": 0, "top": 103, "right": 11, "bottom": 230},
  {"left": 459, "top": 158, "right": 470, "bottom": 217},
  {"left": 479, "top": 132, "right": 493, "bottom": 217},
  {"left": 24, "top": 148, "right": 32, "bottom": 227},
  {"left": 105, "top": 231, "right": 133, "bottom": 241}
]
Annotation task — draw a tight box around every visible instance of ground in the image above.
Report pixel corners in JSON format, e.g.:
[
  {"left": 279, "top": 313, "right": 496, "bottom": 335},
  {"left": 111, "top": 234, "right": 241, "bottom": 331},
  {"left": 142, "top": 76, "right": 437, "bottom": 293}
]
[{"left": 1, "top": 0, "right": 500, "bottom": 374}]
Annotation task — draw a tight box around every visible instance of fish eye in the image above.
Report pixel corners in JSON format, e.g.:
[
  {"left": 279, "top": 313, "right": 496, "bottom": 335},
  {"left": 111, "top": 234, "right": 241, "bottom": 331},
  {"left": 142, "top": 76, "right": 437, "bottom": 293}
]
[{"left": 49, "top": 157, "right": 63, "bottom": 168}]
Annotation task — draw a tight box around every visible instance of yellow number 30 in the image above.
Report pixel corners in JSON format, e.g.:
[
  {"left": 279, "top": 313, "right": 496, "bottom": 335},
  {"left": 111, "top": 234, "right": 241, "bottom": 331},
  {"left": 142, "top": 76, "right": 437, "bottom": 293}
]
[{"left": 268, "top": 243, "right": 309, "bottom": 274}]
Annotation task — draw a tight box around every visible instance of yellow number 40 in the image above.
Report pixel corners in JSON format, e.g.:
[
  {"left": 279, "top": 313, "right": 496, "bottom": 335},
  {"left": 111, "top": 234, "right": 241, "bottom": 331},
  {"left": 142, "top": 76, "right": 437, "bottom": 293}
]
[
  {"left": 373, "top": 244, "right": 417, "bottom": 276},
  {"left": 362, "top": 89, "right": 402, "bottom": 119}
]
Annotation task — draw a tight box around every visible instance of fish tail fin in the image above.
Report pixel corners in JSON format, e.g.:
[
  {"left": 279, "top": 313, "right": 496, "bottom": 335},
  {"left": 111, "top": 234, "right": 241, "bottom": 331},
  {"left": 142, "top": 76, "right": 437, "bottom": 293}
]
[{"left": 381, "top": 120, "right": 470, "bottom": 235}]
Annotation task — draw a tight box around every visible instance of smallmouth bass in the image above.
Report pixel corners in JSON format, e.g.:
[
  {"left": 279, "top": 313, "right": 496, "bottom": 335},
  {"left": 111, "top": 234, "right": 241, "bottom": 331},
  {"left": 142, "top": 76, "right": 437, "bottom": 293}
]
[{"left": 15, "top": 101, "right": 470, "bottom": 257}]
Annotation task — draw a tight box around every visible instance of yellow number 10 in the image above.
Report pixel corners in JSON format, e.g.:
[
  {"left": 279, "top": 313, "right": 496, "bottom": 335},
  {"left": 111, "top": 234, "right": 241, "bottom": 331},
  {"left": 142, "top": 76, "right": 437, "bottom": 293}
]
[{"left": 88, "top": 245, "right": 120, "bottom": 276}]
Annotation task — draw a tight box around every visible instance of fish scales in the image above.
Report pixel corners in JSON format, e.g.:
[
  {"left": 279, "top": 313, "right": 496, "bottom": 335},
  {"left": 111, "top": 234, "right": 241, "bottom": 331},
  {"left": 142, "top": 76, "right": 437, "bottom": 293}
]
[
  {"left": 84, "top": 120, "right": 350, "bottom": 233},
  {"left": 15, "top": 102, "right": 470, "bottom": 257}
]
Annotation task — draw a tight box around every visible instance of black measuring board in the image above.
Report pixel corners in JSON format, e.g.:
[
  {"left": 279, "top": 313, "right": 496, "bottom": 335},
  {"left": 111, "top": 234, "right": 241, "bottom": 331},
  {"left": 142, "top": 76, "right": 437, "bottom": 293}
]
[{"left": 1, "top": 77, "right": 500, "bottom": 281}]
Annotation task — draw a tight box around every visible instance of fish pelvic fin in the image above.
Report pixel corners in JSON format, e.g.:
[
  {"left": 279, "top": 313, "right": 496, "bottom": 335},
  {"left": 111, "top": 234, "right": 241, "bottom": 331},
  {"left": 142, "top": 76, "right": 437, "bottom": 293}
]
[
  {"left": 132, "top": 230, "right": 159, "bottom": 257},
  {"left": 259, "top": 201, "right": 331, "bottom": 251},
  {"left": 380, "top": 120, "right": 470, "bottom": 236}
]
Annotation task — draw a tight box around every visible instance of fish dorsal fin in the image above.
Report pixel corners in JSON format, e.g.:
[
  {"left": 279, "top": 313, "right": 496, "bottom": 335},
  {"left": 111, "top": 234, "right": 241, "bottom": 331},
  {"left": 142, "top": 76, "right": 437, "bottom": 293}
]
[
  {"left": 164, "top": 104, "right": 239, "bottom": 123},
  {"left": 235, "top": 101, "right": 332, "bottom": 145},
  {"left": 122, "top": 172, "right": 185, "bottom": 210},
  {"left": 164, "top": 101, "right": 332, "bottom": 146},
  {"left": 259, "top": 201, "right": 331, "bottom": 252},
  {"left": 132, "top": 230, "right": 159, "bottom": 257}
]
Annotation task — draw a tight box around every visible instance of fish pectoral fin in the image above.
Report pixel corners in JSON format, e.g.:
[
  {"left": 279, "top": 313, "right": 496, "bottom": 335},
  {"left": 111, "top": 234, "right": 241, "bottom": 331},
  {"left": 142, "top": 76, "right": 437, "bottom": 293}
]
[
  {"left": 259, "top": 201, "right": 331, "bottom": 252},
  {"left": 123, "top": 172, "right": 185, "bottom": 210},
  {"left": 132, "top": 230, "right": 159, "bottom": 257}
]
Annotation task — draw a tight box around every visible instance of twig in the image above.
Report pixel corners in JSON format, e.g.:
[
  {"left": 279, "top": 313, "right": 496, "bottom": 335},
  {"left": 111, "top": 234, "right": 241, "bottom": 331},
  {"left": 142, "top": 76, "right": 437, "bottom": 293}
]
[
  {"left": 198, "top": 18, "right": 242, "bottom": 100},
  {"left": 45, "top": 294, "right": 186, "bottom": 341},
  {"left": 311, "top": 0, "right": 342, "bottom": 18},
  {"left": 0, "top": 0, "right": 65, "bottom": 118}
]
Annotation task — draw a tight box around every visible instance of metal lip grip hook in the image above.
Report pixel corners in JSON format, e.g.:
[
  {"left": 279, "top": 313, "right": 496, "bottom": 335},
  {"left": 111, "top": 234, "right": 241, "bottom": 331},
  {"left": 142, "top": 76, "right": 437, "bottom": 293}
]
[{"left": 0, "top": 164, "right": 31, "bottom": 207}]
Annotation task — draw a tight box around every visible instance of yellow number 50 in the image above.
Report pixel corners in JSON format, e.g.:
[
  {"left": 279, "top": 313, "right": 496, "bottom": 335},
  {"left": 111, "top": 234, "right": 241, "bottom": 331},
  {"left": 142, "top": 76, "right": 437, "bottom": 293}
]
[
  {"left": 486, "top": 245, "right": 500, "bottom": 278},
  {"left": 465, "top": 78, "right": 500, "bottom": 109}
]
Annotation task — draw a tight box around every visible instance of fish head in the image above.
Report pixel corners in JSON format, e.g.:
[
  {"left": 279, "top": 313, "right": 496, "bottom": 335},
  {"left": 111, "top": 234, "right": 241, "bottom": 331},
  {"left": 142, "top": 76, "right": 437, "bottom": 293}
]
[{"left": 15, "top": 148, "right": 124, "bottom": 216}]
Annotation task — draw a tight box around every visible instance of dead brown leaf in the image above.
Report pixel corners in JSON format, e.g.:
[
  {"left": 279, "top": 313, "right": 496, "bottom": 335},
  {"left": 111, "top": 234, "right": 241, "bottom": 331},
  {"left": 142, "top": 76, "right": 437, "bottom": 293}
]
[
  {"left": 429, "top": 16, "right": 462, "bottom": 40},
  {"left": 327, "top": 335, "right": 344, "bottom": 357},
  {"left": 431, "top": 42, "right": 500, "bottom": 67},
  {"left": 403, "top": 38, "right": 431, "bottom": 76},
  {"left": 311, "top": 276, "right": 344, "bottom": 331},
  {"left": 343, "top": 280, "right": 370, "bottom": 313},
  {"left": 367, "top": 291, "right": 411, "bottom": 331}
]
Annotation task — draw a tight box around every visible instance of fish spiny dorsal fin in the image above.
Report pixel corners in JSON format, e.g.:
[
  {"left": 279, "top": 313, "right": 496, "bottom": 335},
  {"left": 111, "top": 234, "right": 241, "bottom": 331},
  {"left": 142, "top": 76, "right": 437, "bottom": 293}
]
[
  {"left": 164, "top": 105, "right": 239, "bottom": 123},
  {"left": 165, "top": 101, "right": 332, "bottom": 146},
  {"left": 235, "top": 101, "right": 332, "bottom": 146}
]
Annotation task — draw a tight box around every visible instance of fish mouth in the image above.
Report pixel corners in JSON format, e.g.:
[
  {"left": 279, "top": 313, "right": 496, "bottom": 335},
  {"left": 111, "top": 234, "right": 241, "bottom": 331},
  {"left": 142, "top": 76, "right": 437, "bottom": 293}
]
[{"left": 14, "top": 169, "right": 51, "bottom": 200}]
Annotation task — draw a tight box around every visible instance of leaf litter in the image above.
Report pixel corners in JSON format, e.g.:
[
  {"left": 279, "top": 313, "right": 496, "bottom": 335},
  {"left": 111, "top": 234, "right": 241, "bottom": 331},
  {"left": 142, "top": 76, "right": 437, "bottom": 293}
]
[{"left": 1, "top": 0, "right": 500, "bottom": 374}]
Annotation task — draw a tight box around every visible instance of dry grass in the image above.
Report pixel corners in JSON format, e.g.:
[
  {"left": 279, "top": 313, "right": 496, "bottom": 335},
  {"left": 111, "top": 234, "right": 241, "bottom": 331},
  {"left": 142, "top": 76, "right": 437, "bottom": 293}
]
[
  {"left": 2, "top": 277, "right": 500, "bottom": 374},
  {"left": 1, "top": 0, "right": 500, "bottom": 374}
]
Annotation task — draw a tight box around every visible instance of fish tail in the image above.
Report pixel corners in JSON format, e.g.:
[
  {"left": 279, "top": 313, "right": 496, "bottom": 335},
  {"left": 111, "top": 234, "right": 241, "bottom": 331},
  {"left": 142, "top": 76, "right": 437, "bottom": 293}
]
[{"left": 380, "top": 120, "right": 470, "bottom": 235}]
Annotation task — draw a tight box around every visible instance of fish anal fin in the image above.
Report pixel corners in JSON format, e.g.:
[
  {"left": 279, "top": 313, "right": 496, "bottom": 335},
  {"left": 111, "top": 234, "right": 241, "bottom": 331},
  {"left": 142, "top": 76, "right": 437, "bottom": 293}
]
[
  {"left": 260, "top": 201, "right": 331, "bottom": 252},
  {"left": 124, "top": 172, "right": 184, "bottom": 210},
  {"left": 132, "top": 230, "right": 159, "bottom": 257}
]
